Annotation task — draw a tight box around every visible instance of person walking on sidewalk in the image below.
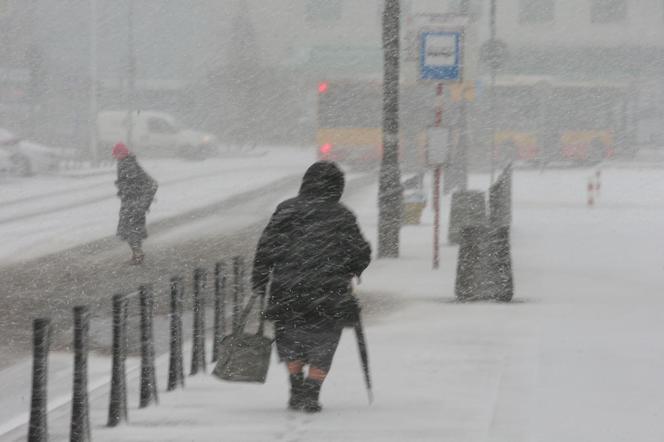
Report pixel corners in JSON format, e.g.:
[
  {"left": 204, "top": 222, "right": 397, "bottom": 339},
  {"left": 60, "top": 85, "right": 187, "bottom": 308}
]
[
  {"left": 113, "top": 142, "right": 158, "bottom": 265},
  {"left": 252, "top": 161, "right": 371, "bottom": 412}
]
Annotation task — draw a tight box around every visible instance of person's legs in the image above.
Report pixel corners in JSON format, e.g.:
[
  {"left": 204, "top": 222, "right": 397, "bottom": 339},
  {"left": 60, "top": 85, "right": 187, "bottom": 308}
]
[
  {"left": 129, "top": 239, "right": 144, "bottom": 264},
  {"left": 301, "top": 326, "right": 343, "bottom": 413},
  {"left": 275, "top": 323, "right": 308, "bottom": 410},
  {"left": 287, "top": 361, "right": 306, "bottom": 410}
]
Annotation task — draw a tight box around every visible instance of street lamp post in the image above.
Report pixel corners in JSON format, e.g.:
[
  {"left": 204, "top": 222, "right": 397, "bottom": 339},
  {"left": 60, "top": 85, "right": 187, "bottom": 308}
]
[
  {"left": 489, "top": 0, "right": 497, "bottom": 183},
  {"left": 126, "top": 0, "right": 136, "bottom": 150},
  {"left": 89, "top": 0, "right": 99, "bottom": 164},
  {"left": 378, "top": 0, "right": 402, "bottom": 258}
]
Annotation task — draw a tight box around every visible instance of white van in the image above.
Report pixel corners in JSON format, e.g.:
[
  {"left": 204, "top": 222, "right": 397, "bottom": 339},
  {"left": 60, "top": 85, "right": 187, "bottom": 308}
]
[{"left": 97, "top": 110, "right": 219, "bottom": 159}]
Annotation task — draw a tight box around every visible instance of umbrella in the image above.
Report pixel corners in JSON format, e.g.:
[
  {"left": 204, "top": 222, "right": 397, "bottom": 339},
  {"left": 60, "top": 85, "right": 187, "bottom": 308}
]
[{"left": 354, "top": 315, "right": 373, "bottom": 404}]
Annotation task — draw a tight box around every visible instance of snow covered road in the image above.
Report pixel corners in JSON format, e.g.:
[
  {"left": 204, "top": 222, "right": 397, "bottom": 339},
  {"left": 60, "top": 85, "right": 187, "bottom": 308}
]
[
  {"left": 0, "top": 148, "right": 317, "bottom": 264},
  {"left": 0, "top": 148, "right": 321, "bottom": 364}
]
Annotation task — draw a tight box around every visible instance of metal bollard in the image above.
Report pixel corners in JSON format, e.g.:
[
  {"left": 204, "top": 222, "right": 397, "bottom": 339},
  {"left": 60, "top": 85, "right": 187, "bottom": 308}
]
[
  {"left": 191, "top": 268, "right": 207, "bottom": 375},
  {"left": 212, "top": 262, "right": 227, "bottom": 362},
  {"left": 167, "top": 277, "right": 185, "bottom": 391},
  {"left": 70, "top": 307, "right": 91, "bottom": 442},
  {"left": 28, "top": 318, "right": 51, "bottom": 442},
  {"left": 139, "top": 285, "right": 158, "bottom": 408},
  {"left": 107, "top": 294, "right": 128, "bottom": 427}
]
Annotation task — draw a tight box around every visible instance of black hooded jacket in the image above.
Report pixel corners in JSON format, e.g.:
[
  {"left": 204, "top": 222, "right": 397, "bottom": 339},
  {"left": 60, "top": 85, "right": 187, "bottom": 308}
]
[
  {"left": 252, "top": 162, "right": 371, "bottom": 327},
  {"left": 115, "top": 155, "right": 158, "bottom": 241}
]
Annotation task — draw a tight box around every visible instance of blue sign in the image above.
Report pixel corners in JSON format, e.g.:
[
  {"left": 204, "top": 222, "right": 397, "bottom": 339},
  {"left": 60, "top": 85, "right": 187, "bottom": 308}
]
[{"left": 419, "top": 31, "right": 462, "bottom": 82}]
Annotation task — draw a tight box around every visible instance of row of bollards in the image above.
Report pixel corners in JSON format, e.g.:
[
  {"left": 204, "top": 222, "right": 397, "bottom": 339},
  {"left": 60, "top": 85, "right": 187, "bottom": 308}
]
[
  {"left": 108, "top": 294, "right": 129, "bottom": 427},
  {"left": 27, "top": 256, "right": 249, "bottom": 441},
  {"left": 28, "top": 319, "right": 50, "bottom": 442},
  {"left": 190, "top": 268, "right": 207, "bottom": 376},
  {"left": 71, "top": 307, "right": 91, "bottom": 442},
  {"left": 167, "top": 277, "right": 185, "bottom": 392},
  {"left": 452, "top": 165, "right": 514, "bottom": 302}
]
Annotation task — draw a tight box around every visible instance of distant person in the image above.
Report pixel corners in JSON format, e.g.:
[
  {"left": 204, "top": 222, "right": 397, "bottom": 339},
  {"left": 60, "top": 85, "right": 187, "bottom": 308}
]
[
  {"left": 252, "top": 161, "right": 371, "bottom": 412},
  {"left": 112, "top": 142, "right": 158, "bottom": 265}
]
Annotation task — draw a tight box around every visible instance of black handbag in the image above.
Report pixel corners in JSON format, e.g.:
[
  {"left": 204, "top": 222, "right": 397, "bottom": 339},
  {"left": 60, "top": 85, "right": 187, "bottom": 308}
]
[{"left": 212, "top": 290, "right": 273, "bottom": 383}]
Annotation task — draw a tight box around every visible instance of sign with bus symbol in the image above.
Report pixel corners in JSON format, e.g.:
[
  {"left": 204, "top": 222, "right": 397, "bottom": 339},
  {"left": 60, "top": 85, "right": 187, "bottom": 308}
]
[{"left": 419, "top": 30, "right": 463, "bottom": 82}]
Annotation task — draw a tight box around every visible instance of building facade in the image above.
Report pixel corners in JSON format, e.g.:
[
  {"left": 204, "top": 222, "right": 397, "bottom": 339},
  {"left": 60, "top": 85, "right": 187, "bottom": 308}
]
[{"left": 1, "top": 0, "right": 661, "bottom": 150}]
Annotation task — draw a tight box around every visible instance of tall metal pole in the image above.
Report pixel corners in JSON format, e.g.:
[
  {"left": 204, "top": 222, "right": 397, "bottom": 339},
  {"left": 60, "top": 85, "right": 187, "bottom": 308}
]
[
  {"left": 378, "top": 0, "right": 402, "bottom": 259},
  {"left": 489, "top": 0, "right": 497, "bottom": 183},
  {"left": 89, "top": 0, "right": 99, "bottom": 164},
  {"left": 126, "top": 0, "right": 136, "bottom": 150},
  {"left": 27, "top": 0, "right": 38, "bottom": 140},
  {"left": 433, "top": 83, "right": 443, "bottom": 269}
]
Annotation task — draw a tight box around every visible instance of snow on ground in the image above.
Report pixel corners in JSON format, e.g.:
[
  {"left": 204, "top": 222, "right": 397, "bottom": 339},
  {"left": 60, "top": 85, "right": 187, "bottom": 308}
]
[
  {"left": 2, "top": 164, "right": 664, "bottom": 441},
  {"left": 0, "top": 147, "right": 315, "bottom": 264}
]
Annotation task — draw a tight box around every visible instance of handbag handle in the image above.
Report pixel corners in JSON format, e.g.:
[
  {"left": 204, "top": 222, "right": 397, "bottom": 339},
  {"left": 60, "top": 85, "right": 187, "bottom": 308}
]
[{"left": 234, "top": 289, "right": 267, "bottom": 337}]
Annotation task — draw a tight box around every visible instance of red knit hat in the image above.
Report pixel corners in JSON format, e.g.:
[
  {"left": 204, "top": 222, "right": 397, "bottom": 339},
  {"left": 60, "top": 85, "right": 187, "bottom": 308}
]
[{"left": 112, "top": 142, "right": 130, "bottom": 160}]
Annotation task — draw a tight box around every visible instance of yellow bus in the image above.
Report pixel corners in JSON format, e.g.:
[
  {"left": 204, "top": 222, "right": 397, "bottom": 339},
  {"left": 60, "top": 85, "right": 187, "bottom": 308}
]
[
  {"left": 315, "top": 80, "right": 431, "bottom": 171},
  {"left": 477, "top": 77, "right": 628, "bottom": 165}
]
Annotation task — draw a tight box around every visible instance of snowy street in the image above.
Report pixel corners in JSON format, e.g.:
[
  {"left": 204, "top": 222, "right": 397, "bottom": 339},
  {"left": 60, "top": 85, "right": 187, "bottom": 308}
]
[
  {"left": 0, "top": 147, "right": 319, "bottom": 367},
  {"left": 3, "top": 163, "right": 663, "bottom": 441},
  {"left": 4, "top": 0, "right": 664, "bottom": 440}
]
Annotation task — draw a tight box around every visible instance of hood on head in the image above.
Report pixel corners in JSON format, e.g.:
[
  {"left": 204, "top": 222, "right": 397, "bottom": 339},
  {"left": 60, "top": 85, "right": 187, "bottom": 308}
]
[
  {"left": 112, "top": 142, "right": 130, "bottom": 160},
  {"left": 298, "top": 161, "right": 345, "bottom": 202}
]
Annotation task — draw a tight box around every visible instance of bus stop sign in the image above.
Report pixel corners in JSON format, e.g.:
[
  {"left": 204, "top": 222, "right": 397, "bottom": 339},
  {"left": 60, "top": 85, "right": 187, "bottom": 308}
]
[{"left": 419, "top": 30, "right": 463, "bottom": 82}]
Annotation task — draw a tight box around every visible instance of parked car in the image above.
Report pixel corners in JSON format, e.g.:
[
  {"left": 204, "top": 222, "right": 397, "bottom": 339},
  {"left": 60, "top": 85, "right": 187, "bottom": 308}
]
[
  {"left": 0, "top": 128, "right": 73, "bottom": 176},
  {"left": 97, "top": 110, "right": 219, "bottom": 159}
]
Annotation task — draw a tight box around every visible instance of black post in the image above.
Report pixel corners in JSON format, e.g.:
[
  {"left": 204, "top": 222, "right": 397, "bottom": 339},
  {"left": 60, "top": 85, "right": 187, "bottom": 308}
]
[
  {"left": 107, "top": 294, "right": 128, "bottom": 427},
  {"left": 448, "top": 190, "right": 487, "bottom": 245},
  {"left": 139, "top": 285, "right": 158, "bottom": 407},
  {"left": 485, "top": 226, "right": 514, "bottom": 302},
  {"left": 70, "top": 307, "right": 91, "bottom": 442},
  {"left": 232, "top": 256, "right": 242, "bottom": 333},
  {"left": 28, "top": 318, "right": 50, "bottom": 442},
  {"left": 167, "top": 277, "right": 185, "bottom": 391},
  {"left": 378, "top": 0, "right": 402, "bottom": 258},
  {"left": 212, "top": 262, "right": 226, "bottom": 362},
  {"left": 489, "top": 0, "right": 498, "bottom": 183},
  {"left": 489, "top": 165, "right": 512, "bottom": 228},
  {"left": 191, "top": 268, "right": 207, "bottom": 375},
  {"left": 455, "top": 226, "right": 486, "bottom": 301}
]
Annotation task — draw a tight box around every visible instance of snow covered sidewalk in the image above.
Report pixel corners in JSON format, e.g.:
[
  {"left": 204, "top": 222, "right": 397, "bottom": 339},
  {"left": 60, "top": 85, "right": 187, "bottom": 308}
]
[{"left": 3, "top": 166, "right": 664, "bottom": 441}]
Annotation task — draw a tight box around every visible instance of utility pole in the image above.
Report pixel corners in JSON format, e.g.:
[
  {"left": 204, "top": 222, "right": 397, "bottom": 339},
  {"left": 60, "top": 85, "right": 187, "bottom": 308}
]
[
  {"left": 126, "top": 0, "right": 136, "bottom": 150},
  {"left": 378, "top": 0, "right": 402, "bottom": 258},
  {"left": 26, "top": 0, "right": 39, "bottom": 140},
  {"left": 89, "top": 0, "right": 99, "bottom": 164},
  {"left": 489, "top": 0, "right": 497, "bottom": 183}
]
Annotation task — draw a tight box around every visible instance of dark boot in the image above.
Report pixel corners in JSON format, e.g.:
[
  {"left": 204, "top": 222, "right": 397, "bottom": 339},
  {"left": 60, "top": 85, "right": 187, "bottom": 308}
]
[
  {"left": 288, "top": 373, "right": 305, "bottom": 410},
  {"left": 302, "top": 378, "right": 322, "bottom": 413},
  {"left": 130, "top": 249, "right": 144, "bottom": 265}
]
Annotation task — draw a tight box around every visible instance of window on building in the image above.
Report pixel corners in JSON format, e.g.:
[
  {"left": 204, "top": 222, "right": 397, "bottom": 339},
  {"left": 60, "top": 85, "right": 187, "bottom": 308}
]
[
  {"left": 306, "top": 0, "right": 342, "bottom": 21},
  {"left": 519, "top": 0, "right": 555, "bottom": 24},
  {"left": 590, "top": 0, "right": 627, "bottom": 23}
]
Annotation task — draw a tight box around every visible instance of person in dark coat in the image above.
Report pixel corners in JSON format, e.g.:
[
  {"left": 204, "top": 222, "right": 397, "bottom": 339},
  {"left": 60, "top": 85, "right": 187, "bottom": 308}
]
[
  {"left": 113, "top": 142, "right": 158, "bottom": 265},
  {"left": 252, "top": 161, "right": 371, "bottom": 412}
]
